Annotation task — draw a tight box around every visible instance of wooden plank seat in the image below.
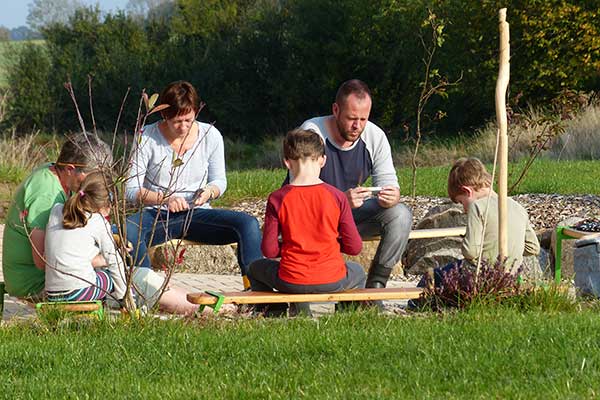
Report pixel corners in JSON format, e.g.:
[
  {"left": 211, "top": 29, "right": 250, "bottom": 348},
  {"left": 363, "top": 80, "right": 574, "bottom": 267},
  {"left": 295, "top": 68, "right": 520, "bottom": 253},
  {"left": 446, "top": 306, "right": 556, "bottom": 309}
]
[
  {"left": 35, "top": 300, "right": 105, "bottom": 320},
  {"left": 407, "top": 226, "right": 466, "bottom": 240},
  {"left": 187, "top": 287, "right": 424, "bottom": 314},
  {"left": 159, "top": 226, "right": 467, "bottom": 247}
]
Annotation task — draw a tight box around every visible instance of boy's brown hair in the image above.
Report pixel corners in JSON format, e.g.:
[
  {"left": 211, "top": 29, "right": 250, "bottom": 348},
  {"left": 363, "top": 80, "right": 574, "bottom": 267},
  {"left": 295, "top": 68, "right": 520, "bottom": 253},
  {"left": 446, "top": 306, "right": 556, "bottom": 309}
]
[
  {"left": 447, "top": 157, "right": 492, "bottom": 202},
  {"left": 159, "top": 80, "right": 200, "bottom": 120},
  {"left": 283, "top": 129, "right": 325, "bottom": 161}
]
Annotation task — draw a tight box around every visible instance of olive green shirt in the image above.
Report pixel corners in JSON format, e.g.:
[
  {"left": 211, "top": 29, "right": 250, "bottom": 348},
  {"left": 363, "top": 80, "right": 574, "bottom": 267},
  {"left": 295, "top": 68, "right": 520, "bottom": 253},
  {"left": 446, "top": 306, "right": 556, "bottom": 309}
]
[
  {"left": 462, "top": 193, "right": 540, "bottom": 271},
  {"left": 2, "top": 164, "right": 66, "bottom": 297}
]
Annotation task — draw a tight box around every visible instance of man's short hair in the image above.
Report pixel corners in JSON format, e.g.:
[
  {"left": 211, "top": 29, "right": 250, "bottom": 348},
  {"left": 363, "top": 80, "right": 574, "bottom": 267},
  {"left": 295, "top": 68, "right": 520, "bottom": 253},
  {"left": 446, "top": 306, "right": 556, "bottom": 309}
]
[
  {"left": 56, "top": 133, "right": 112, "bottom": 172},
  {"left": 447, "top": 157, "right": 492, "bottom": 202},
  {"left": 335, "top": 79, "right": 371, "bottom": 106},
  {"left": 159, "top": 80, "right": 200, "bottom": 120},
  {"left": 283, "top": 129, "right": 325, "bottom": 161}
]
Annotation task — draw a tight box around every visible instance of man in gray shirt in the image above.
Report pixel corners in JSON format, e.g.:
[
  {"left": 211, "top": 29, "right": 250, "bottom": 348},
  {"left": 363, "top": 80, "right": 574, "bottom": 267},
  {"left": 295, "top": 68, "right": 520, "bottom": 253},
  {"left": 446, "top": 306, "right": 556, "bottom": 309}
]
[{"left": 300, "top": 79, "right": 412, "bottom": 292}]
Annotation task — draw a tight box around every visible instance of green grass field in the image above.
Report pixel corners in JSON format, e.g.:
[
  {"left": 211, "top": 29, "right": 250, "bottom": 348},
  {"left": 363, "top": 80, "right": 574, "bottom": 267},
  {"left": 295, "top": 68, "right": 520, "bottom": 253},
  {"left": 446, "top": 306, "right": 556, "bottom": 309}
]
[
  {"left": 212, "top": 159, "right": 600, "bottom": 206},
  {"left": 2, "top": 308, "right": 600, "bottom": 398}
]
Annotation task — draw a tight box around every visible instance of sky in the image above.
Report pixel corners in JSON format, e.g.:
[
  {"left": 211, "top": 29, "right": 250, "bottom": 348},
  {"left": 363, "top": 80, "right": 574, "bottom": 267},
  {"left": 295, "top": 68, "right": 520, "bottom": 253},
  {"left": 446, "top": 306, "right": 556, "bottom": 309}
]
[{"left": 0, "top": 0, "right": 130, "bottom": 29}]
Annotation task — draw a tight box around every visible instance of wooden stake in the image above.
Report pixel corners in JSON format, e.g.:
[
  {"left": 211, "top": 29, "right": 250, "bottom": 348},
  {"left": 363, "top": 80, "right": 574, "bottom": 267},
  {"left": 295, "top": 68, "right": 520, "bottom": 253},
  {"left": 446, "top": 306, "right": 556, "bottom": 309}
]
[{"left": 495, "top": 8, "right": 510, "bottom": 260}]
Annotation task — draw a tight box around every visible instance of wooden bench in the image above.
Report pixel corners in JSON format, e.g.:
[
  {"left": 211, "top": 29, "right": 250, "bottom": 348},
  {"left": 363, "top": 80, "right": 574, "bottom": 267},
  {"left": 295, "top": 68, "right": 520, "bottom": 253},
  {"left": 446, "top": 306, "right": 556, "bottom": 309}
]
[
  {"left": 159, "top": 226, "right": 467, "bottom": 248},
  {"left": 187, "top": 287, "right": 424, "bottom": 314},
  {"left": 181, "top": 226, "right": 466, "bottom": 314},
  {"left": 35, "top": 300, "right": 105, "bottom": 320}
]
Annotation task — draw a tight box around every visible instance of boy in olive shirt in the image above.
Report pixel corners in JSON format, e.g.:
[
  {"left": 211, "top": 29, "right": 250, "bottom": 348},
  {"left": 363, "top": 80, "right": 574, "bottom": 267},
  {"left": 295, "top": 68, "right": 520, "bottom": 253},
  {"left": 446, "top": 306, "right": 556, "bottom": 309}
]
[{"left": 420, "top": 157, "right": 540, "bottom": 287}]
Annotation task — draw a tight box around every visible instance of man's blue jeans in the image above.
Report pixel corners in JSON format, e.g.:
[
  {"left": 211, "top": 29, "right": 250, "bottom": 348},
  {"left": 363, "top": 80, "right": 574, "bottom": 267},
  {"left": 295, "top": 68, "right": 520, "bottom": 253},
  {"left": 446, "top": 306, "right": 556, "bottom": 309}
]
[{"left": 126, "top": 207, "right": 262, "bottom": 275}]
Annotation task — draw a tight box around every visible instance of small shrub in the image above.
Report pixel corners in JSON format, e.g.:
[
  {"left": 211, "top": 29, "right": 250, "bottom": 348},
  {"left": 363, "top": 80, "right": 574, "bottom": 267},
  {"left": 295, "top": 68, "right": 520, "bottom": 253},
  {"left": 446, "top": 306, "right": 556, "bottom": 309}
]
[
  {"left": 420, "top": 260, "right": 523, "bottom": 311},
  {"left": 419, "top": 259, "right": 578, "bottom": 312}
]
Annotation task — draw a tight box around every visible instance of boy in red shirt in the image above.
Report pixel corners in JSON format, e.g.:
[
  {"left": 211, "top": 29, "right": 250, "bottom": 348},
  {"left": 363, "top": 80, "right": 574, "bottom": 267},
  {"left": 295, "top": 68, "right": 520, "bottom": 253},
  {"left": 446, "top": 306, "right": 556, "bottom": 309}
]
[{"left": 248, "top": 129, "right": 365, "bottom": 316}]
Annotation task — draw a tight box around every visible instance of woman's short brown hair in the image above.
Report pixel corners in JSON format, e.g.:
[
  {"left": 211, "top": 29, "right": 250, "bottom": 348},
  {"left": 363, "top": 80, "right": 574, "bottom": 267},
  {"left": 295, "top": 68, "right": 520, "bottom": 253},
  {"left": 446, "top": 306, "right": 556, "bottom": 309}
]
[
  {"left": 283, "top": 129, "right": 325, "bottom": 161},
  {"left": 158, "top": 80, "right": 200, "bottom": 120},
  {"left": 447, "top": 157, "right": 492, "bottom": 202}
]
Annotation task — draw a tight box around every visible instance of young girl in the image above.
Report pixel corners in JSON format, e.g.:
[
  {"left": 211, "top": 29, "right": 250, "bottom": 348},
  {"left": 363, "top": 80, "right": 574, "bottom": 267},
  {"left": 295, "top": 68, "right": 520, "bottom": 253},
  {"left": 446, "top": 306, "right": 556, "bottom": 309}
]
[
  {"left": 44, "top": 171, "right": 127, "bottom": 302},
  {"left": 44, "top": 172, "right": 201, "bottom": 315}
]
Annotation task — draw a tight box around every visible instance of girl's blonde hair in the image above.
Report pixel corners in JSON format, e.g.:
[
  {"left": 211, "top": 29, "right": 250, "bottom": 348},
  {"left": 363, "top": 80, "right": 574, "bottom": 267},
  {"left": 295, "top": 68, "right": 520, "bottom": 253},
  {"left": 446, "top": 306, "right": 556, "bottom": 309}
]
[{"left": 63, "top": 171, "right": 112, "bottom": 229}]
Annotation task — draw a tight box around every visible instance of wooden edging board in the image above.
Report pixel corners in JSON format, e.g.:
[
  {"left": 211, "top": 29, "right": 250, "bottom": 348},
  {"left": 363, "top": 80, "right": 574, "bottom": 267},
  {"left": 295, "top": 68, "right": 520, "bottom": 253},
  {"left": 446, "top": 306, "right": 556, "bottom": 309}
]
[
  {"left": 161, "top": 227, "right": 467, "bottom": 248},
  {"left": 187, "top": 287, "right": 423, "bottom": 305}
]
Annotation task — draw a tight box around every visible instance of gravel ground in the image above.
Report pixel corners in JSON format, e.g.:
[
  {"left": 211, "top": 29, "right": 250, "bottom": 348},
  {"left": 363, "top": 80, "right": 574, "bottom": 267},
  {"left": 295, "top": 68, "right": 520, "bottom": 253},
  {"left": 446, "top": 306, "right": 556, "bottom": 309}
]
[{"left": 230, "top": 194, "right": 600, "bottom": 231}]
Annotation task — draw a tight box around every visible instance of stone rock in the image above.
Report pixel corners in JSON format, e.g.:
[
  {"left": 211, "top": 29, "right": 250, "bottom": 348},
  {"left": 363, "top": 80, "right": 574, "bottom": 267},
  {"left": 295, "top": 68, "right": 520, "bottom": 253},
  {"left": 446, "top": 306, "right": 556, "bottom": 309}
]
[
  {"left": 149, "top": 240, "right": 240, "bottom": 275},
  {"left": 404, "top": 203, "right": 467, "bottom": 276},
  {"left": 550, "top": 217, "right": 585, "bottom": 280},
  {"left": 520, "top": 254, "right": 543, "bottom": 281},
  {"left": 344, "top": 239, "right": 404, "bottom": 277}
]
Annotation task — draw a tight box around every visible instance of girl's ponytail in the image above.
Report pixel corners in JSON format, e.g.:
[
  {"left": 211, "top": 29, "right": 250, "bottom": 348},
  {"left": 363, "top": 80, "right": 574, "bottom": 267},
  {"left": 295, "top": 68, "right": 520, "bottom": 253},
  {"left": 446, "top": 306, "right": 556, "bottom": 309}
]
[
  {"left": 62, "top": 172, "right": 112, "bottom": 229},
  {"left": 63, "top": 190, "right": 89, "bottom": 229}
]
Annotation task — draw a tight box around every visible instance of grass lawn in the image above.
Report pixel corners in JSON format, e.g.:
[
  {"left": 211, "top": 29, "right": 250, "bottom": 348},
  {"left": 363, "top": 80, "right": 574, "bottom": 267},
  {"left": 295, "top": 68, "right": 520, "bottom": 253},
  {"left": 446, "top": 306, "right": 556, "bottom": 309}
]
[
  {"left": 2, "top": 308, "right": 600, "bottom": 398},
  {"left": 211, "top": 159, "right": 600, "bottom": 206}
]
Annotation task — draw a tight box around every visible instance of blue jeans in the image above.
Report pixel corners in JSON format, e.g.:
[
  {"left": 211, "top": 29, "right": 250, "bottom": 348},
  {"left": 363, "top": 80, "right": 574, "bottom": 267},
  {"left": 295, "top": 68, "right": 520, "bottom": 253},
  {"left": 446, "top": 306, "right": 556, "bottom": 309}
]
[
  {"left": 417, "top": 260, "right": 464, "bottom": 288},
  {"left": 352, "top": 198, "right": 412, "bottom": 286},
  {"left": 126, "top": 207, "right": 262, "bottom": 275},
  {"left": 248, "top": 258, "right": 366, "bottom": 316},
  {"left": 248, "top": 259, "right": 366, "bottom": 293}
]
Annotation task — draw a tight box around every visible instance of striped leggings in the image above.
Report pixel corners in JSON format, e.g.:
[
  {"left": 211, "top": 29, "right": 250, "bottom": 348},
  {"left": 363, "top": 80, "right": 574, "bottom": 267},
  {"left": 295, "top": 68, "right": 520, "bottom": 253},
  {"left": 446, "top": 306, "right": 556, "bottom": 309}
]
[{"left": 47, "top": 270, "right": 114, "bottom": 302}]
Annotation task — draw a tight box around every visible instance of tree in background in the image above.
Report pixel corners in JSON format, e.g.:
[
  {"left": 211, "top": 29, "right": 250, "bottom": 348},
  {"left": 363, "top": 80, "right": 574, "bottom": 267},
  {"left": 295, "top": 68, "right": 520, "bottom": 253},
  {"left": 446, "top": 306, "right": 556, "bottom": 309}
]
[
  {"left": 3, "top": 0, "right": 599, "bottom": 140},
  {"left": 27, "top": 0, "right": 85, "bottom": 32},
  {"left": 126, "top": 0, "right": 176, "bottom": 21},
  {"left": 0, "top": 27, "right": 10, "bottom": 41}
]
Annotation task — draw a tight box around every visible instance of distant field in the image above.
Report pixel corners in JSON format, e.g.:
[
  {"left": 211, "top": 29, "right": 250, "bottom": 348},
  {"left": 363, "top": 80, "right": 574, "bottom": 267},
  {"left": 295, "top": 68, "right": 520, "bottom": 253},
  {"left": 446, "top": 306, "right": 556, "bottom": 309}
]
[{"left": 0, "top": 40, "right": 45, "bottom": 89}]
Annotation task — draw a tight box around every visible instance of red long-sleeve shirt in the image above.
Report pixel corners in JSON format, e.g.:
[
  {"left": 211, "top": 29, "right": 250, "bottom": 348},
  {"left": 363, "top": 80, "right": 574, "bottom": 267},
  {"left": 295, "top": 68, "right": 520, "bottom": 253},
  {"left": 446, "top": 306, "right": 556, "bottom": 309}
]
[{"left": 262, "top": 183, "right": 362, "bottom": 285}]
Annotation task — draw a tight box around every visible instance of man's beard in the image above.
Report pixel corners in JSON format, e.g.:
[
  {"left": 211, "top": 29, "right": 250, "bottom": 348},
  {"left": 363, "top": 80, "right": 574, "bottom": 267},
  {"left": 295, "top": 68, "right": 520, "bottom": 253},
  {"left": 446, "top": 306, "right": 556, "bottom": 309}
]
[{"left": 336, "top": 119, "right": 362, "bottom": 143}]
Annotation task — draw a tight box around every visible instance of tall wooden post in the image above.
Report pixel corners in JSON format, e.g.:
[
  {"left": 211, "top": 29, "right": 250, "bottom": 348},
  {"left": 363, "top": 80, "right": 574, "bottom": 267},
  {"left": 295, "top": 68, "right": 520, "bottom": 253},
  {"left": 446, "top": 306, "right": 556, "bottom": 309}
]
[{"left": 496, "top": 8, "right": 510, "bottom": 260}]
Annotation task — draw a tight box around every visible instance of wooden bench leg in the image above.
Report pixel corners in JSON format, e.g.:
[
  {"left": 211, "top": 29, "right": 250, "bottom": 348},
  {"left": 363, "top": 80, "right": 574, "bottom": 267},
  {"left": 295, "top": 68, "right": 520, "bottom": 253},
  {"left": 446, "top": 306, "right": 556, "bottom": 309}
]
[{"left": 198, "top": 291, "right": 226, "bottom": 315}]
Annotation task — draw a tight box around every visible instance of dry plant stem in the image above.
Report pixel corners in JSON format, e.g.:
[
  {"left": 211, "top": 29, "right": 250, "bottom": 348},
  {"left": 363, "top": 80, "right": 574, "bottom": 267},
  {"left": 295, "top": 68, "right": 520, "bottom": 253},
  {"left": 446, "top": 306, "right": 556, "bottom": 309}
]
[
  {"left": 128, "top": 102, "right": 211, "bottom": 307},
  {"left": 508, "top": 123, "right": 556, "bottom": 193},
  {"left": 411, "top": 9, "right": 462, "bottom": 197},
  {"left": 64, "top": 80, "right": 86, "bottom": 133},
  {"left": 88, "top": 75, "right": 97, "bottom": 136},
  {"left": 495, "top": 8, "right": 510, "bottom": 259},
  {"left": 476, "top": 129, "right": 500, "bottom": 281},
  {"left": 111, "top": 86, "right": 131, "bottom": 152}
]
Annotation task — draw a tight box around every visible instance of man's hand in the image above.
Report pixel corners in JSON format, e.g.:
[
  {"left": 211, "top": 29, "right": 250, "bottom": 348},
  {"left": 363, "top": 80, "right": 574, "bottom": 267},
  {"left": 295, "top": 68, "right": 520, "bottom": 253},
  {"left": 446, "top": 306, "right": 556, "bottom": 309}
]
[
  {"left": 166, "top": 196, "right": 190, "bottom": 213},
  {"left": 376, "top": 186, "right": 400, "bottom": 208},
  {"left": 346, "top": 187, "right": 373, "bottom": 209}
]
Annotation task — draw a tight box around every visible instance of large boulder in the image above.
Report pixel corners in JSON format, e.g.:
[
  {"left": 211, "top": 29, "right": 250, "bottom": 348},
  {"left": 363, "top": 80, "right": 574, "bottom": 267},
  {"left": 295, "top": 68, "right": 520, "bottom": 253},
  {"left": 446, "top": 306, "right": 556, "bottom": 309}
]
[
  {"left": 404, "top": 203, "right": 467, "bottom": 276},
  {"left": 149, "top": 240, "right": 240, "bottom": 275},
  {"left": 344, "top": 239, "right": 404, "bottom": 277}
]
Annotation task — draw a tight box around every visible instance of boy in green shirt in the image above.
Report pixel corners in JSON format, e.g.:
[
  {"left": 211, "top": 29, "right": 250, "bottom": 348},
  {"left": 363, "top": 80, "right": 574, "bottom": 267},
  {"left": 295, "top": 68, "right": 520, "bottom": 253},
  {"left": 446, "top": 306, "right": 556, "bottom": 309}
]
[{"left": 420, "top": 157, "right": 540, "bottom": 287}]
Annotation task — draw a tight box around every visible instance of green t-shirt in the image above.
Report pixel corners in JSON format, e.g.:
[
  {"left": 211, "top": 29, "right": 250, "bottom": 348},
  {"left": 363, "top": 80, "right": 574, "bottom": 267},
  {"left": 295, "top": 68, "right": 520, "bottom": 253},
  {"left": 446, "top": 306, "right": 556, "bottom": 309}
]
[{"left": 2, "top": 164, "right": 67, "bottom": 297}]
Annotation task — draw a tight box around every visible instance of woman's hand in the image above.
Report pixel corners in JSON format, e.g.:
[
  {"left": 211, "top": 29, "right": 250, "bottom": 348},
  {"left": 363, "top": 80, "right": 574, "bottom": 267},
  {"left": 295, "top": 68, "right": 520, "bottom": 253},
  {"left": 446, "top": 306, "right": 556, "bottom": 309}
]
[
  {"left": 166, "top": 195, "right": 190, "bottom": 213},
  {"left": 192, "top": 189, "right": 212, "bottom": 207}
]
